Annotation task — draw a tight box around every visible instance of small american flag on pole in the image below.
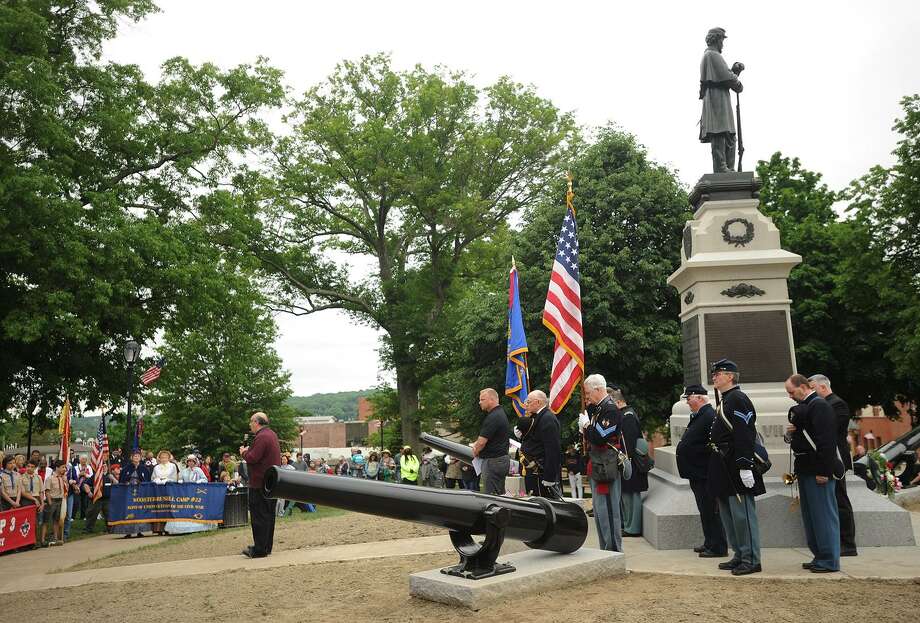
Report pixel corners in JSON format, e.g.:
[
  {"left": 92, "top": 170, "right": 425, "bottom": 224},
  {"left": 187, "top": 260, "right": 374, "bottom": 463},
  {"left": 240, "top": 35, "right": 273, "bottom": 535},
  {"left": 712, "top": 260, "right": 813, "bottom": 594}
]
[
  {"left": 140, "top": 358, "right": 165, "bottom": 385},
  {"left": 542, "top": 174, "right": 584, "bottom": 413},
  {"left": 90, "top": 417, "right": 108, "bottom": 502}
]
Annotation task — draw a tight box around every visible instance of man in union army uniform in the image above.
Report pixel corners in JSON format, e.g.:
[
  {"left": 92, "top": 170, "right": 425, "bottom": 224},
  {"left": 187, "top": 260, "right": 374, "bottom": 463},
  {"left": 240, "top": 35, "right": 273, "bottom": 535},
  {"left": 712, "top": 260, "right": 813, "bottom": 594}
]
[{"left": 707, "top": 359, "right": 764, "bottom": 575}]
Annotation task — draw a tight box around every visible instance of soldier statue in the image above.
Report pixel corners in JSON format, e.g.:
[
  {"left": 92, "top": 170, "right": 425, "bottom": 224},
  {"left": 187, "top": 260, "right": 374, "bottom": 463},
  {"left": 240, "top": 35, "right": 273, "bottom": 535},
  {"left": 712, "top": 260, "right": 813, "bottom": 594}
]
[{"left": 699, "top": 27, "right": 744, "bottom": 173}]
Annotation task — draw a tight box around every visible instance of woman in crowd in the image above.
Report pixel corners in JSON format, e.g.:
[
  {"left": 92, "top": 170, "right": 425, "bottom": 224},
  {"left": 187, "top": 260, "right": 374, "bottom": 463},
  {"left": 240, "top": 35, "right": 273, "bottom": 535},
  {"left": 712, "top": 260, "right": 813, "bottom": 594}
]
[
  {"left": 316, "top": 457, "right": 331, "bottom": 474},
  {"left": 150, "top": 449, "right": 179, "bottom": 535},
  {"left": 400, "top": 446, "right": 419, "bottom": 485},
  {"left": 460, "top": 460, "right": 478, "bottom": 491},
  {"left": 117, "top": 450, "right": 151, "bottom": 538},
  {"left": 276, "top": 454, "right": 296, "bottom": 516},
  {"left": 444, "top": 454, "right": 462, "bottom": 489},
  {"left": 335, "top": 456, "right": 349, "bottom": 476},
  {"left": 365, "top": 452, "right": 380, "bottom": 480},
  {"left": 165, "top": 455, "right": 213, "bottom": 535},
  {"left": 380, "top": 450, "right": 397, "bottom": 482},
  {"left": 76, "top": 455, "right": 93, "bottom": 519},
  {"left": 202, "top": 455, "right": 214, "bottom": 482}
]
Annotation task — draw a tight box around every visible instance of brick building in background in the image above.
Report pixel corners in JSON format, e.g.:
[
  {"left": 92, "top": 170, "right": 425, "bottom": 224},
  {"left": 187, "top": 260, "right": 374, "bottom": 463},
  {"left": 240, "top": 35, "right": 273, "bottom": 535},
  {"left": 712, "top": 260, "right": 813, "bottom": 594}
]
[{"left": 293, "top": 398, "right": 381, "bottom": 449}]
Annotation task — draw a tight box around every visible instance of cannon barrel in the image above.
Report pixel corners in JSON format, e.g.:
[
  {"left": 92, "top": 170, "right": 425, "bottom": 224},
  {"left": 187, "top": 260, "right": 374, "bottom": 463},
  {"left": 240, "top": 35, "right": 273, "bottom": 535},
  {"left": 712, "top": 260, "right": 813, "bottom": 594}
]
[
  {"left": 854, "top": 425, "right": 920, "bottom": 487},
  {"left": 263, "top": 467, "right": 586, "bottom": 555},
  {"left": 420, "top": 432, "right": 475, "bottom": 463}
]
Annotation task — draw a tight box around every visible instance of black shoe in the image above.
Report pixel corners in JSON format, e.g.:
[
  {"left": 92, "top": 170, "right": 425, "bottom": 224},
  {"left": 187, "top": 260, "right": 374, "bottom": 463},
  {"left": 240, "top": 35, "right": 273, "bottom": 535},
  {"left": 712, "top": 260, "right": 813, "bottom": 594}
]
[
  {"left": 622, "top": 532, "right": 642, "bottom": 537},
  {"left": 810, "top": 566, "right": 838, "bottom": 573},
  {"left": 718, "top": 559, "right": 742, "bottom": 570},
  {"left": 699, "top": 550, "right": 728, "bottom": 558},
  {"left": 693, "top": 545, "right": 706, "bottom": 553},
  {"left": 242, "top": 547, "right": 268, "bottom": 559},
  {"left": 802, "top": 562, "right": 816, "bottom": 570},
  {"left": 840, "top": 549, "right": 858, "bottom": 557},
  {"left": 731, "top": 563, "right": 762, "bottom": 576}
]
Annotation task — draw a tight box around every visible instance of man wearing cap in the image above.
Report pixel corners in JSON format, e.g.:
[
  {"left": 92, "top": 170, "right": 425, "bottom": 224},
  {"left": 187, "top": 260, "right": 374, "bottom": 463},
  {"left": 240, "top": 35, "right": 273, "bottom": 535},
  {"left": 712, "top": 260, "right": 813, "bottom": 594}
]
[
  {"left": 699, "top": 27, "right": 744, "bottom": 173},
  {"left": 677, "top": 385, "right": 727, "bottom": 558},
  {"left": 708, "top": 358, "right": 764, "bottom": 575}
]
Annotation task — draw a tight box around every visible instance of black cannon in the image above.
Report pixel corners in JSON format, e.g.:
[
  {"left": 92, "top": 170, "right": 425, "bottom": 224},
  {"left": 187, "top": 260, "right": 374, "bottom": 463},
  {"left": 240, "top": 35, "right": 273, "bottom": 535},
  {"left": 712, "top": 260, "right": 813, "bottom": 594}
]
[
  {"left": 854, "top": 425, "right": 920, "bottom": 490},
  {"left": 263, "top": 467, "right": 588, "bottom": 580},
  {"left": 420, "top": 431, "right": 475, "bottom": 462}
]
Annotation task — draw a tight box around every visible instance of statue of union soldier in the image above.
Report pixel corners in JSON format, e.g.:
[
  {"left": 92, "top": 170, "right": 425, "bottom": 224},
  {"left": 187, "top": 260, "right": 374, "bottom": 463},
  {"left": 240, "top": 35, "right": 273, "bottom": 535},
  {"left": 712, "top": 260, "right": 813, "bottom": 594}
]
[{"left": 699, "top": 27, "right": 744, "bottom": 173}]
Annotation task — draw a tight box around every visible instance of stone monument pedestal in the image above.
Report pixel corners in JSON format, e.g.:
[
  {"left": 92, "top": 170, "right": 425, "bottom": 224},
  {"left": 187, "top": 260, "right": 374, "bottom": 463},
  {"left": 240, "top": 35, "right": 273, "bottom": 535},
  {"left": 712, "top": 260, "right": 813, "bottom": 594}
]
[{"left": 643, "top": 172, "right": 916, "bottom": 549}]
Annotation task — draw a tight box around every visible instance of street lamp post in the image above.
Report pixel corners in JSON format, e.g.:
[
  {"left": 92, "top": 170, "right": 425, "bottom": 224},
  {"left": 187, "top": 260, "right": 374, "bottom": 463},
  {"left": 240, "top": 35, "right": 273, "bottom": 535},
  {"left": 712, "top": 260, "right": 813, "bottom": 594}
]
[{"left": 123, "top": 340, "right": 141, "bottom": 456}]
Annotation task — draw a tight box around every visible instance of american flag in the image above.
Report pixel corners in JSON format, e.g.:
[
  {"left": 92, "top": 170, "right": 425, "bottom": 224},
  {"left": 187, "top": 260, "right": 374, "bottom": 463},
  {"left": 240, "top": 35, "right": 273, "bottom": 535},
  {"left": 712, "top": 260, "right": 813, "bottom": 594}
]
[
  {"left": 140, "top": 358, "right": 165, "bottom": 385},
  {"left": 90, "top": 417, "right": 108, "bottom": 502},
  {"left": 542, "top": 177, "right": 584, "bottom": 413}
]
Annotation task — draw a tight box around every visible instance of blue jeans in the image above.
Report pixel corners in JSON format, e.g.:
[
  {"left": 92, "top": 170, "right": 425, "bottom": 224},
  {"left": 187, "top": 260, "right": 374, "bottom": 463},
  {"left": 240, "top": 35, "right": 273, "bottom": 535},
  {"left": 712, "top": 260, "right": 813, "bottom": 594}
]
[
  {"left": 799, "top": 476, "right": 840, "bottom": 570},
  {"left": 590, "top": 477, "right": 622, "bottom": 552},
  {"left": 64, "top": 493, "right": 75, "bottom": 539},
  {"left": 718, "top": 494, "right": 760, "bottom": 567}
]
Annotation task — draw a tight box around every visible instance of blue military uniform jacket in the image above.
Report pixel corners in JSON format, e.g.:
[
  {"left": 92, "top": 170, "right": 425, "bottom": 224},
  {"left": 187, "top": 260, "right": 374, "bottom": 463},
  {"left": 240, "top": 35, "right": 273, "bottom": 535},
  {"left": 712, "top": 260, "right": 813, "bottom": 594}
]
[
  {"left": 677, "top": 403, "right": 717, "bottom": 481},
  {"left": 706, "top": 385, "right": 765, "bottom": 498}
]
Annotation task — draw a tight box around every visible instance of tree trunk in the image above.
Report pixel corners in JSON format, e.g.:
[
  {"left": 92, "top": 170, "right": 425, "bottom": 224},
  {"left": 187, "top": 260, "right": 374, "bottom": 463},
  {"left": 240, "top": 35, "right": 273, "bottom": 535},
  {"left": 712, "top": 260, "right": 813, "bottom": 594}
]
[{"left": 396, "top": 366, "right": 420, "bottom": 451}]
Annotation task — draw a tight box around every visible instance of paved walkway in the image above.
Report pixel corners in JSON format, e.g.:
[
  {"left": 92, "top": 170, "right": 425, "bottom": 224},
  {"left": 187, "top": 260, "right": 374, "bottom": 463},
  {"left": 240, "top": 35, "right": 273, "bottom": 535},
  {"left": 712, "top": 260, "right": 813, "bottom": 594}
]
[{"left": 1, "top": 511, "right": 918, "bottom": 593}]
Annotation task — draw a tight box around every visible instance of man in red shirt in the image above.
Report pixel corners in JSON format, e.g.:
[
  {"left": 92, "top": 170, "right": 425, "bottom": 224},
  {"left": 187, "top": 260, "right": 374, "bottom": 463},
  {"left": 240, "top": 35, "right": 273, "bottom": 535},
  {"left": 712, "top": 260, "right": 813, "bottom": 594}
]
[{"left": 240, "top": 411, "right": 281, "bottom": 558}]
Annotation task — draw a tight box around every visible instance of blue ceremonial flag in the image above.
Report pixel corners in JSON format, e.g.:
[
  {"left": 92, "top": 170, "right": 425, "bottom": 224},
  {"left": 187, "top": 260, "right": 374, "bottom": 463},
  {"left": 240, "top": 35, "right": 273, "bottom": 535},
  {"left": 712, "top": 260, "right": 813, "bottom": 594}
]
[{"left": 505, "top": 260, "right": 530, "bottom": 418}]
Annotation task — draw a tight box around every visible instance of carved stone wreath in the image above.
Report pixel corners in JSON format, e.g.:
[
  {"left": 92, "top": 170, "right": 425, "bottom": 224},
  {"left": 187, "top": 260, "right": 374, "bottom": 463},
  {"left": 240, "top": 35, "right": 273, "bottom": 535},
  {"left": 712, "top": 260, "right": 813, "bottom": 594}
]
[
  {"left": 684, "top": 290, "right": 695, "bottom": 305},
  {"left": 721, "top": 218, "right": 755, "bottom": 247},
  {"left": 721, "top": 283, "right": 766, "bottom": 298}
]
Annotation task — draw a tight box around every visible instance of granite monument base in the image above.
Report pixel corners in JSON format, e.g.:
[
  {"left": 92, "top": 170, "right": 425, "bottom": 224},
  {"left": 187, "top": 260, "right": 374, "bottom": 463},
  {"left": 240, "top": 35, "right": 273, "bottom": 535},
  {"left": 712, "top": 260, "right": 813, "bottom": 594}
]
[
  {"left": 642, "top": 469, "right": 916, "bottom": 549},
  {"left": 409, "top": 548, "right": 625, "bottom": 610}
]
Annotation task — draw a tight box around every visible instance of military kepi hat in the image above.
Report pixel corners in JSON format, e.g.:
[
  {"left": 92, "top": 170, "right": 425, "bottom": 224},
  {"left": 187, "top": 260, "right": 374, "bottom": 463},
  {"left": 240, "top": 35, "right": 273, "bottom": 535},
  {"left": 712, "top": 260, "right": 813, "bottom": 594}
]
[
  {"left": 707, "top": 27, "right": 727, "bottom": 38},
  {"left": 682, "top": 384, "right": 708, "bottom": 398},
  {"left": 710, "top": 358, "right": 738, "bottom": 373}
]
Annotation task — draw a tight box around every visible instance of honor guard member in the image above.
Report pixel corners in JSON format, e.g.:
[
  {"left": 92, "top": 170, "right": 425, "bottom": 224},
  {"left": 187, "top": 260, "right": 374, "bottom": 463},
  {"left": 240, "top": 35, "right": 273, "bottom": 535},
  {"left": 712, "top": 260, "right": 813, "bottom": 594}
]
[
  {"left": 516, "top": 390, "right": 563, "bottom": 499},
  {"left": 808, "top": 374, "right": 858, "bottom": 557},
  {"left": 676, "top": 385, "right": 728, "bottom": 558},
  {"left": 612, "top": 388, "right": 648, "bottom": 537},
  {"left": 708, "top": 358, "right": 764, "bottom": 575},
  {"left": 786, "top": 374, "right": 841, "bottom": 573},
  {"left": 583, "top": 373, "right": 625, "bottom": 552}
]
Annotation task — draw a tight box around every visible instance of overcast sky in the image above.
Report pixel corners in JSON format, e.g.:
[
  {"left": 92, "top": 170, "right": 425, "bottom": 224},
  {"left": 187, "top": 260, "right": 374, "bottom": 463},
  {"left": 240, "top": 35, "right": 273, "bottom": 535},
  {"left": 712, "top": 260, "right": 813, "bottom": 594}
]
[{"left": 105, "top": 1, "right": 920, "bottom": 396}]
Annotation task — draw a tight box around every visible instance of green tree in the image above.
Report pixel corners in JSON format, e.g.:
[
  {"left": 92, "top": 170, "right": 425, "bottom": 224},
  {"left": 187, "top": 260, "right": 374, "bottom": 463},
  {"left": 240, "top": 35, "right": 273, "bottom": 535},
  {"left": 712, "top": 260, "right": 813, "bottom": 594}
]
[
  {"left": 434, "top": 128, "right": 690, "bottom": 437},
  {"left": 0, "top": 1, "right": 284, "bottom": 434},
  {"left": 757, "top": 152, "right": 914, "bottom": 412},
  {"left": 144, "top": 284, "right": 295, "bottom": 458},
  {"left": 846, "top": 95, "right": 920, "bottom": 395},
  {"left": 208, "top": 54, "right": 577, "bottom": 448}
]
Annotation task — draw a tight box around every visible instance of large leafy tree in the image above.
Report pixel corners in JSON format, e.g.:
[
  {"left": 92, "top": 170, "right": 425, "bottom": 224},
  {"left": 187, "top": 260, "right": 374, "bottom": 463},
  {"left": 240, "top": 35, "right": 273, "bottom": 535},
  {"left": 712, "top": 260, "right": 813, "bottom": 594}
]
[
  {"left": 209, "top": 54, "right": 577, "bottom": 448},
  {"left": 434, "top": 128, "right": 690, "bottom": 438},
  {"left": 0, "top": 1, "right": 284, "bottom": 433},
  {"left": 845, "top": 95, "right": 920, "bottom": 406},
  {"left": 757, "top": 150, "right": 917, "bottom": 413},
  {"left": 144, "top": 280, "right": 296, "bottom": 458}
]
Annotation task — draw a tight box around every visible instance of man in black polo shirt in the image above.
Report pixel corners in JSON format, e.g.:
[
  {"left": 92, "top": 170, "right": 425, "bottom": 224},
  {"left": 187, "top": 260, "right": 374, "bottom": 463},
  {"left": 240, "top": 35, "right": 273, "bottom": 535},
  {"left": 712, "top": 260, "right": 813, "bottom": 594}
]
[{"left": 472, "top": 388, "right": 510, "bottom": 495}]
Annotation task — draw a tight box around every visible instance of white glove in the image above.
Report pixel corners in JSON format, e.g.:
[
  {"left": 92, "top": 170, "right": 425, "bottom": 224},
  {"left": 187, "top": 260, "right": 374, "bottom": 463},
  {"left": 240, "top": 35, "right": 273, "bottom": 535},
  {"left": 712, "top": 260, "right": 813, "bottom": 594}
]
[
  {"left": 513, "top": 427, "right": 523, "bottom": 439},
  {"left": 578, "top": 412, "right": 590, "bottom": 431},
  {"left": 541, "top": 480, "right": 557, "bottom": 487},
  {"left": 739, "top": 469, "right": 755, "bottom": 489}
]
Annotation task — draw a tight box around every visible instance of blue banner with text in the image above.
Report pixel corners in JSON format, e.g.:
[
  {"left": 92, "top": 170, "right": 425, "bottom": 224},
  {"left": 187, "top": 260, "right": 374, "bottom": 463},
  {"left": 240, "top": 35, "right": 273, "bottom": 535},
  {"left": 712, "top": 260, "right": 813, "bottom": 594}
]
[{"left": 109, "top": 482, "right": 228, "bottom": 526}]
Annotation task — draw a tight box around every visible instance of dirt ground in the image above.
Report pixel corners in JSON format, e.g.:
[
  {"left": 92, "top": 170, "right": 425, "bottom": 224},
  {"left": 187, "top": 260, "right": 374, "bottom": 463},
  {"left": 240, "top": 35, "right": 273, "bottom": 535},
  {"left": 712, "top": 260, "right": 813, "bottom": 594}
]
[
  {"left": 64, "top": 510, "right": 444, "bottom": 571},
  {"left": 7, "top": 552, "right": 920, "bottom": 622}
]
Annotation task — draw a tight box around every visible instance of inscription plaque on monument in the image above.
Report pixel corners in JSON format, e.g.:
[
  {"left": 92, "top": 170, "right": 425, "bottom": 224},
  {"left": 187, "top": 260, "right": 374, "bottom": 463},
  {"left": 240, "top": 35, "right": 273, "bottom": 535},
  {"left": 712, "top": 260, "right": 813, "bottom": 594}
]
[
  {"left": 704, "top": 310, "right": 793, "bottom": 382},
  {"left": 681, "top": 316, "right": 701, "bottom": 386}
]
